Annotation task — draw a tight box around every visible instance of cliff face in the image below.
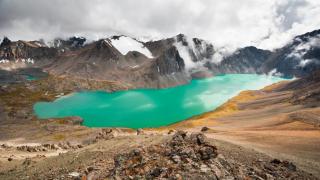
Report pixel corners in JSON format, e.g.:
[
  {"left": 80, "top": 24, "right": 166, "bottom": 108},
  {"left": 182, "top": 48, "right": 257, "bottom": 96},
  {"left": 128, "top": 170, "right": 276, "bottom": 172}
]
[
  {"left": 207, "top": 46, "right": 272, "bottom": 74},
  {"left": 0, "top": 39, "right": 57, "bottom": 61}
]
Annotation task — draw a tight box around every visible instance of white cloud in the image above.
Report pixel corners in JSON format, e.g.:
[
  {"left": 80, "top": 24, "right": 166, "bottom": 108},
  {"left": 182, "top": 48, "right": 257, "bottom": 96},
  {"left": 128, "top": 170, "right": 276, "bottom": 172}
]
[
  {"left": 298, "top": 59, "right": 313, "bottom": 67},
  {"left": 286, "top": 34, "right": 320, "bottom": 66},
  {"left": 0, "top": 0, "right": 319, "bottom": 50},
  {"left": 258, "top": 0, "right": 320, "bottom": 49}
]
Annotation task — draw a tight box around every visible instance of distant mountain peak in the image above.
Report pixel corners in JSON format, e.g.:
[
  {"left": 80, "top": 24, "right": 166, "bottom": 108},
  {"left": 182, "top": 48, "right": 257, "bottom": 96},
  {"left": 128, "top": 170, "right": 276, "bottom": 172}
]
[
  {"left": 108, "top": 35, "right": 154, "bottom": 58},
  {"left": 0, "top": 37, "right": 11, "bottom": 47},
  {"left": 294, "top": 29, "right": 320, "bottom": 42}
]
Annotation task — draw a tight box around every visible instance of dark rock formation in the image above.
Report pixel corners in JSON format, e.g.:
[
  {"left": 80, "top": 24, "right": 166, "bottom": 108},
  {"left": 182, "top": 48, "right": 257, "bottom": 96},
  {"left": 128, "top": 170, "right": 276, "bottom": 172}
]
[
  {"left": 109, "top": 131, "right": 218, "bottom": 179},
  {"left": 207, "top": 46, "right": 272, "bottom": 74},
  {"left": 201, "top": 127, "right": 210, "bottom": 132},
  {"left": 261, "top": 29, "right": 320, "bottom": 77},
  {"left": 144, "top": 37, "right": 175, "bottom": 57},
  {"left": 153, "top": 46, "right": 185, "bottom": 75},
  {"left": 51, "top": 36, "right": 86, "bottom": 51},
  {"left": 0, "top": 39, "right": 58, "bottom": 61},
  {"left": 107, "top": 131, "right": 307, "bottom": 179},
  {"left": 0, "top": 37, "right": 11, "bottom": 47}
]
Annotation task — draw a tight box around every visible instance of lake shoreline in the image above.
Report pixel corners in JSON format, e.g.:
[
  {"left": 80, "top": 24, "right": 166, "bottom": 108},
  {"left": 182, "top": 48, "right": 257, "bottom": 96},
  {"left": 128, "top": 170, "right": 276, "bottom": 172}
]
[
  {"left": 0, "top": 76, "right": 319, "bottom": 179},
  {"left": 34, "top": 74, "right": 287, "bottom": 128}
]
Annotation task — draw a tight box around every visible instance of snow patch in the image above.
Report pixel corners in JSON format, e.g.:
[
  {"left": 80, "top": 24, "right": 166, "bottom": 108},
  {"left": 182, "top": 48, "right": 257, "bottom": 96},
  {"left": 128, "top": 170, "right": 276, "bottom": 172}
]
[
  {"left": 174, "top": 35, "right": 212, "bottom": 71},
  {"left": 174, "top": 41, "right": 196, "bottom": 70},
  {"left": 103, "top": 39, "right": 112, "bottom": 47},
  {"left": 110, "top": 36, "right": 153, "bottom": 58},
  {"left": 34, "top": 42, "right": 44, "bottom": 47},
  {"left": 299, "top": 59, "right": 313, "bottom": 67},
  {"left": 0, "top": 58, "right": 34, "bottom": 64},
  {"left": 268, "top": 68, "right": 283, "bottom": 77},
  {"left": 0, "top": 61, "right": 27, "bottom": 71},
  {"left": 0, "top": 59, "right": 10, "bottom": 64},
  {"left": 15, "top": 58, "right": 35, "bottom": 64}
]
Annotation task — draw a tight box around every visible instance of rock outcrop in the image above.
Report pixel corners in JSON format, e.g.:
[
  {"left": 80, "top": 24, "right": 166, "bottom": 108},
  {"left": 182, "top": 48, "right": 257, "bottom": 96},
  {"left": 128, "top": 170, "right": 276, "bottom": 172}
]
[
  {"left": 207, "top": 46, "right": 271, "bottom": 74},
  {"left": 109, "top": 131, "right": 218, "bottom": 179},
  {"left": 107, "top": 131, "right": 305, "bottom": 179},
  {"left": 0, "top": 38, "right": 57, "bottom": 61}
]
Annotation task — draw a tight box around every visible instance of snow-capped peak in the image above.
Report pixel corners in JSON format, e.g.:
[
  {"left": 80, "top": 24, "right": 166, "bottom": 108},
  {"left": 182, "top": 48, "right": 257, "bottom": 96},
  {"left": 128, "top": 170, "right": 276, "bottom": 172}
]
[
  {"left": 174, "top": 35, "right": 213, "bottom": 70},
  {"left": 110, "top": 36, "right": 153, "bottom": 58}
]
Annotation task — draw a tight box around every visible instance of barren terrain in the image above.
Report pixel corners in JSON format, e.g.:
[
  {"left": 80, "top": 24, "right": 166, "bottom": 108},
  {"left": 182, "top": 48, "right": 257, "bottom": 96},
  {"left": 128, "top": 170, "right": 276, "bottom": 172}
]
[{"left": 0, "top": 71, "right": 319, "bottom": 179}]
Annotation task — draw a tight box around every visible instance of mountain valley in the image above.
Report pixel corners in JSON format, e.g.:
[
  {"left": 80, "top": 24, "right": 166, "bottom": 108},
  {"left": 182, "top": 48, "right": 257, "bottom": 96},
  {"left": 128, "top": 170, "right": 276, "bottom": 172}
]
[{"left": 0, "top": 29, "right": 319, "bottom": 179}]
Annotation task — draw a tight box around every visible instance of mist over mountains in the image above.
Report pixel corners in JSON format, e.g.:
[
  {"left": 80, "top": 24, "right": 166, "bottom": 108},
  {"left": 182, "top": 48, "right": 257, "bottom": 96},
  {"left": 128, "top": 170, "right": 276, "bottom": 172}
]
[{"left": 0, "top": 29, "right": 320, "bottom": 89}]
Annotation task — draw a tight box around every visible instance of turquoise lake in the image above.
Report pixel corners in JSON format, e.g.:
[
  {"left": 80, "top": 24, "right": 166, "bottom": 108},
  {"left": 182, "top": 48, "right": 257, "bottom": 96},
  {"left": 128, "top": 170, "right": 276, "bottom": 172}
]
[
  {"left": 34, "top": 74, "right": 286, "bottom": 128},
  {"left": 26, "top": 75, "right": 38, "bottom": 81}
]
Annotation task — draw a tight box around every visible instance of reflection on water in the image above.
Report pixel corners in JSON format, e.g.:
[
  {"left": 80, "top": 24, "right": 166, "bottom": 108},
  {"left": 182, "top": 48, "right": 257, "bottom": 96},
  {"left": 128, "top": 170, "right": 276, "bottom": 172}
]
[{"left": 34, "top": 74, "right": 287, "bottom": 128}]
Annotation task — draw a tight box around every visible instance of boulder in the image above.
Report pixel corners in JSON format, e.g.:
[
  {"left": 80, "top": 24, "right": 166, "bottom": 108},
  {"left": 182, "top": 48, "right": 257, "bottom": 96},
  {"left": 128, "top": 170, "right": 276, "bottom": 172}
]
[
  {"left": 136, "top": 128, "right": 144, "bottom": 135},
  {"left": 201, "top": 127, "right": 210, "bottom": 132},
  {"left": 96, "top": 129, "right": 115, "bottom": 140}
]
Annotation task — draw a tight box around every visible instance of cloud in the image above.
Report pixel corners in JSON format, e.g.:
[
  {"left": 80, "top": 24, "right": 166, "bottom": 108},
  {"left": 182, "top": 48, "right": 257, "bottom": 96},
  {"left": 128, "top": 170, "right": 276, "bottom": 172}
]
[
  {"left": 0, "top": 0, "right": 319, "bottom": 50},
  {"left": 275, "top": 0, "right": 308, "bottom": 31},
  {"left": 259, "top": 0, "right": 320, "bottom": 49},
  {"left": 286, "top": 34, "right": 320, "bottom": 67}
]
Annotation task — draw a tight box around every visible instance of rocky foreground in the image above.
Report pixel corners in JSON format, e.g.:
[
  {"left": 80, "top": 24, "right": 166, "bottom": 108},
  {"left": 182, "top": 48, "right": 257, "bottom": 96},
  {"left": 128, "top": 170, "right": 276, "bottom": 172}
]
[
  {"left": 109, "top": 131, "right": 308, "bottom": 180},
  {"left": 0, "top": 130, "right": 317, "bottom": 180}
]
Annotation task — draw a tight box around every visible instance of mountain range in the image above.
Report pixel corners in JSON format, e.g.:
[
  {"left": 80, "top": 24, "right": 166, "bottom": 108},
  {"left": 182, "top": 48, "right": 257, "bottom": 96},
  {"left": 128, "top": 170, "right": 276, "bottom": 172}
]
[{"left": 1, "top": 29, "right": 320, "bottom": 89}]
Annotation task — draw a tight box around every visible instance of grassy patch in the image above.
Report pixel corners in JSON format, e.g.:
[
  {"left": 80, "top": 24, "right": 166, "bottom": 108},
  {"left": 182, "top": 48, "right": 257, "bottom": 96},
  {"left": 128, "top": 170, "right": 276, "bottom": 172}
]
[{"left": 53, "top": 134, "right": 66, "bottom": 141}]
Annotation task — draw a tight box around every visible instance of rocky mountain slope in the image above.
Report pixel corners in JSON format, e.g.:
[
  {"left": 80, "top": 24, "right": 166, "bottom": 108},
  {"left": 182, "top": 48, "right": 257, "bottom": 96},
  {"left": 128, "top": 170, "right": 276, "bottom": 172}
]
[
  {"left": 0, "top": 130, "right": 316, "bottom": 180},
  {"left": 1, "top": 29, "right": 319, "bottom": 89},
  {"left": 167, "top": 69, "right": 320, "bottom": 176},
  {"left": 206, "top": 46, "right": 272, "bottom": 74}
]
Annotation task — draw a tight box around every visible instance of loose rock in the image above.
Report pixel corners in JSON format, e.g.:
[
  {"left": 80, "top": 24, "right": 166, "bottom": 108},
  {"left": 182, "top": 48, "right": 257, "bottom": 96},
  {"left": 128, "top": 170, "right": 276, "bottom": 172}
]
[
  {"left": 108, "top": 131, "right": 218, "bottom": 179},
  {"left": 136, "top": 128, "right": 144, "bottom": 135},
  {"left": 201, "top": 127, "right": 210, "bottom": 132}
]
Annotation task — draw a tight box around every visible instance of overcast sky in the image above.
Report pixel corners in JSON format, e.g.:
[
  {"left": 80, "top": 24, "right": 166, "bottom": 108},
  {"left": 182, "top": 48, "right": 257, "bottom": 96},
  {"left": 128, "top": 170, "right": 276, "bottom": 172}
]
[{"left": 0, "top": 0, "right": 319, "bottom": 50}]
